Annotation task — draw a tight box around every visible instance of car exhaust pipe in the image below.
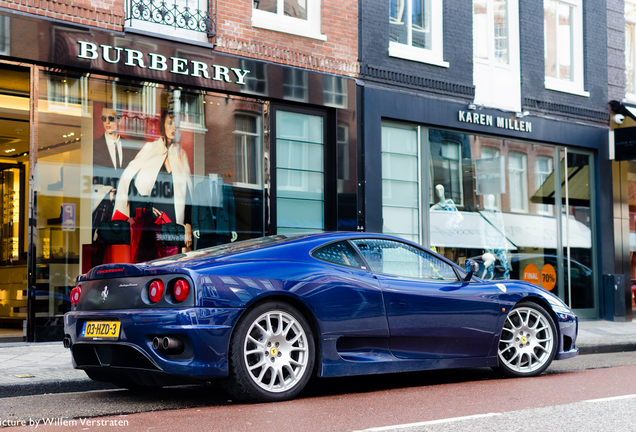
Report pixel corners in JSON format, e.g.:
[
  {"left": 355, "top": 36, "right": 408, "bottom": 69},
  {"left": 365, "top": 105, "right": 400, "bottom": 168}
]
[
  {"left": 63, "top": 336, "right": 72, "bottom": 349},
  {"left": 152, "top": 337, "right": 161, "bottom": 350},
  {"left": 162, "top": 336, "right": 183, "bottom": 351}
]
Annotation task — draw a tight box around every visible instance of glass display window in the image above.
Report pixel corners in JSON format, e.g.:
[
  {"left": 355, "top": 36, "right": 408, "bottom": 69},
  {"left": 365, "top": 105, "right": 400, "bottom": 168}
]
[
  {"left": 380, "top": 121, "right": 597, "bottom": 314},
  {"left": 35, "top": 70, "right": 268, "bottom": 319}
]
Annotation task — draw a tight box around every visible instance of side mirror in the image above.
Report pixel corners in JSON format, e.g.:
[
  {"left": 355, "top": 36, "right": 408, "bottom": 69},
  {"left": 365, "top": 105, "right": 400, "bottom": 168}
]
[{"left": 464, "top": 259, "right": 479, "bottom": 282}]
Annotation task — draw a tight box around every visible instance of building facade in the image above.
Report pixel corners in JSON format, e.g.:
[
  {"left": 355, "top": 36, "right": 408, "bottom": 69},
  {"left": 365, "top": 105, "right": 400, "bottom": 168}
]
[
  {"left": 0, "top": 0, "right": 360, "bottom": 341},
  {"left": 359, "top": 0, "right": 617, "bottom": 321}
]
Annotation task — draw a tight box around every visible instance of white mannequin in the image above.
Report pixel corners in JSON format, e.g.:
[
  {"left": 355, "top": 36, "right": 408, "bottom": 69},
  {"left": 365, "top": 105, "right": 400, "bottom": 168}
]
[
  {"left": 193, "top": 172, "right": 238, "bottom": 242},
  {"left": 436, "top": 184, "right": 446, "bottom": 203},
  {"left": 484, "top": 194, "right": 496, "bottom": 210},
  {"left": 481, "top": 252, "right": 495, "bottom": 279}
]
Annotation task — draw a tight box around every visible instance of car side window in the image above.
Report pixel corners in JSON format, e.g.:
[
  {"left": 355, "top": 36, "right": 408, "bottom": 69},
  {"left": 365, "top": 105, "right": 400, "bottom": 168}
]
[
  {"left": 312, "top": 241, "right": 364, "bottom": 269},
  {"left": 351, "top": 239, "right": 458, "bottom": 281}
]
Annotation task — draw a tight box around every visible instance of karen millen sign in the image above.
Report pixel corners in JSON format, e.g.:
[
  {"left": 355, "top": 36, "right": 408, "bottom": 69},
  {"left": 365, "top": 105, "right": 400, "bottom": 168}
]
[
  {"left": 458, "top": 110, "right": 532, "bottom": 133},
  {"left": 77, "top": 41, "right": 250, "bottom": 85}
]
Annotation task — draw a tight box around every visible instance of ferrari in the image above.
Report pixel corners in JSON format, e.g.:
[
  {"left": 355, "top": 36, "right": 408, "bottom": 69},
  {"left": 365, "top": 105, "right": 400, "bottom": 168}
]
[{"left": 63, "top": 232, "right": 578, "bottom": 402}]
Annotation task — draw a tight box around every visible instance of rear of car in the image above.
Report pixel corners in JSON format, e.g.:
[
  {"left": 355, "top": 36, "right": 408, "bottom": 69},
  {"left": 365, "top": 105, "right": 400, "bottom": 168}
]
[{"left": 64, "top": 263, "right": 245, "bottom": 387}]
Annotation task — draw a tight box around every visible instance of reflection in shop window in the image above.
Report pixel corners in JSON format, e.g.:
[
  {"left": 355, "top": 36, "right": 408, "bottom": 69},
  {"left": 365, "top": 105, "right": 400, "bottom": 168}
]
[
  {"left": 430, "top": 135, "right": 464, "bottom": 207},
  {"left": 180, "top": 93, "right": 206, "bottom": 129},
  {"left": 114, "top": 82, "right": 157, "bottom": 139},
  {"left": 322, "top": 76, "right": 347, "bottom": 108},
  {"left": 508, "top": 151, "right": 528, "bottom": 212},
  {"left": 240, "top": 60, "right": 268, "bottom": 96},
  {"left": 535, "top": 156, "right": 553, "bottom": 215},
  {"left": 283, "top": 69, "right": 308, "bottom": 102},
  {"left": 235, "top": 114, "right": 262, "bottom": 187},
  {"left": 0, "top": 16, "right": 9, "bottom": 56},
  {"left": 337, "top": 123, "right": 349, "bottom": 182},
  {"left": 46, "top": 75, "right": 89, "bottom": 115},
  {"left": 479, "top": 147, "right": 502, "bottom": 210}
]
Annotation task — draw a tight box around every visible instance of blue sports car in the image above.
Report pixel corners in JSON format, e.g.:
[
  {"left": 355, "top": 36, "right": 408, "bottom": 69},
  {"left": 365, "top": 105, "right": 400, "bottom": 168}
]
[{"left": 63, "top": 232, "right": 578, "bottom": 402}]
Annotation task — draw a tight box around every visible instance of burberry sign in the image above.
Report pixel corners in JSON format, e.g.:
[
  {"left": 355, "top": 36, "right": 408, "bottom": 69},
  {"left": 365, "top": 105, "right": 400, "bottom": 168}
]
[{"left": 77, "top": 41, "right": 250, "bottom": 85}]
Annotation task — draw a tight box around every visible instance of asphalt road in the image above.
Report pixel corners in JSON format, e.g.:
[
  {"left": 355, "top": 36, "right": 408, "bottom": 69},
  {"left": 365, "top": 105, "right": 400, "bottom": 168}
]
[{"left": 2, "top": 351, "right": 636, "bottom": 431}]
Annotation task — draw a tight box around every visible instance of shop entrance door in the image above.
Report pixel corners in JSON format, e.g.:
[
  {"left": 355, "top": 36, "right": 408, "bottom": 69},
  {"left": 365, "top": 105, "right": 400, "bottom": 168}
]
[{"left": 0, "top": 63, "right": 30, "bottom": 341}]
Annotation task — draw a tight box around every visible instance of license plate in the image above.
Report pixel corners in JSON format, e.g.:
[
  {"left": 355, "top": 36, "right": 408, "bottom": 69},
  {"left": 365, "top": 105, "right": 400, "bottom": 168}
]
[{"left": 82, "top": 321, "right": 121, "bottom": 339}]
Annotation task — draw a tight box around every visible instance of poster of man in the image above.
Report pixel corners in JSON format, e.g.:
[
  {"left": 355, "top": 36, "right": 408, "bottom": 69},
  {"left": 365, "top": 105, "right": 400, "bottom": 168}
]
[{"left": 91, "top": 103, "right": 138, "bottom": 267}]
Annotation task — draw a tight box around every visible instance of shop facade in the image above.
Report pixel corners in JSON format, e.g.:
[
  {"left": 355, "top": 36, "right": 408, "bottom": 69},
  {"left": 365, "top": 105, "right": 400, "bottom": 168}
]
[
  {"left": 0, "top": 11, "right": 358, "bottom": 341},
  {"left": 362, "top": 86, "right": 608, "bottom": 320}
]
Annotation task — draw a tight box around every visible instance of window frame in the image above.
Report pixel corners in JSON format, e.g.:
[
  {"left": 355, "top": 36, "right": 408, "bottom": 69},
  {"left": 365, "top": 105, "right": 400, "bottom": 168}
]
[
  {"left": 388, "top": 0, "right": 448, "bottom": 67},
  {"left": 543, "top": 0, "right": 589, "bottom": 97},
  {"left": 252, "top": 0, "right": 326, "bottom": 41}
]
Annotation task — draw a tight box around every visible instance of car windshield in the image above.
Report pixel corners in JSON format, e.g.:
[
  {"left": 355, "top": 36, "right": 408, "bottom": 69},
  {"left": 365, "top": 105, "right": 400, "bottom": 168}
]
[{"left": 146, "top": 234, "right": 309, "bottom": 266}]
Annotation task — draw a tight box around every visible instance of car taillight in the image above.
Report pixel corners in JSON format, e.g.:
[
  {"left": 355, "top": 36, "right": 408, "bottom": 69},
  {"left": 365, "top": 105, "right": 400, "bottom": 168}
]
[
  {"left": 173, "top": 279, "right": 190, "bottom": 302},
  {"left": 148, "top": 280, "right": 164, "bottom": 303},
  {"left": 70, "top": 286, "right": 81, "bottom": 306}
]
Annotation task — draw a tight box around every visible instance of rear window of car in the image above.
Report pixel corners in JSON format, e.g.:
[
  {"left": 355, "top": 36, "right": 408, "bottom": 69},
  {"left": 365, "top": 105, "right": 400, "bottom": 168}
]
[{"left": 312, "top": 241, "right": 365, "bottom": 269}]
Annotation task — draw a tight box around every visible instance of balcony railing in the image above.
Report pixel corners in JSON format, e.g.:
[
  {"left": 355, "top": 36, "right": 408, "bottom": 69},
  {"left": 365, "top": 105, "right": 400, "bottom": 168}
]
[{"left": 126, "top": 0, "right": 216, "bottom": 40}]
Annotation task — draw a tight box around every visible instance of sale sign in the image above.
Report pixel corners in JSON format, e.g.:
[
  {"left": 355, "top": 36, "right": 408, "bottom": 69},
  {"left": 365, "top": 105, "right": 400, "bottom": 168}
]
[
  {"left": 522, "top": 264, "right": 540, "bottom": 285},
  {"left": 541, "top": 264, "right": 557, "bottom": 291}
]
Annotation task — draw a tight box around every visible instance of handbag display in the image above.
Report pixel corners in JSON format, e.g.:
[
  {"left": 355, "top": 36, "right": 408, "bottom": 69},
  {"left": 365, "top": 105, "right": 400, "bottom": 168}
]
[
  {"left": 159, "top": 222, "right": 185, "bottom": 246},
  {"left": 97, "top": 220, "right": 131, "bottom": 245}
]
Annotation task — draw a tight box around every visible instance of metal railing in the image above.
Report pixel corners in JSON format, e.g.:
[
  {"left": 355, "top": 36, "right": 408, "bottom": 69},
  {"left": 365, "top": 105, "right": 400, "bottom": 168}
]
[{"left": 127, "top": 0, "right": 216, "bottom": 39}]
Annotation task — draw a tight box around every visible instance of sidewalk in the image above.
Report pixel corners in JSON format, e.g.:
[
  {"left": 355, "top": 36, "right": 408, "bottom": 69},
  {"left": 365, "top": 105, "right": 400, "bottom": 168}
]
[{"left": 0, "top": 319, "right": 635, "bottom": 398}]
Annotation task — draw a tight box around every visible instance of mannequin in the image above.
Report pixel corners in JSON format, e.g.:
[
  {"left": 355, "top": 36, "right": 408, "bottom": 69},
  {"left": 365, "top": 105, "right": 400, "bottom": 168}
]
[
  {"left": 481, "top": 193, "right": 510, "bottom": 279},
  {"left": 481, "top": 252, "right": 496, "bottom": 279},
  {"left": 431, "top": 184, "right": 459, "bottom": 211},
  {"left": 192, "top": 173, "right": 237, "bottom": 249}
]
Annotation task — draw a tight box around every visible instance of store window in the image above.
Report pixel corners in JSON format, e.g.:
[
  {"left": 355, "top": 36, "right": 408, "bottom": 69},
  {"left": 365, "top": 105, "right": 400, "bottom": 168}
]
[
  {"left": 543, "top": 0, "right": 588, "bottom": 96},
  {"left": 275, "top": 110, "right": 325, "bottom": 234},
  {"left": 388, "top": 0, "right": 447, "bottom": 67},
  {"left": 252, "top": 0, "right": 325, "bottom": 41},
  {"left": 34, "top": 71, "right": 267, "bottom": 336},
  {"left": 627, "top": 162, "right": 636, "bottom": 312},
  {"left": 380, "top": 122, "right": 597, "bottom": 315},
  {"left": 381, "top": 124, "right": 419, "bottom": 243}
]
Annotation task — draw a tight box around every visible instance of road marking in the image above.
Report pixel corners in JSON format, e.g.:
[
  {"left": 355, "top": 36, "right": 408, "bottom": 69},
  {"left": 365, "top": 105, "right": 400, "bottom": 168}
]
[
  {"left": 356, "top": 393, "right": 636, "bottom": 431},
  {"left": 354, "top": 413, "right": 502, "bottom": 431},
  {"left": 585, "top": 394, "right": 636, "bottom": 403}
]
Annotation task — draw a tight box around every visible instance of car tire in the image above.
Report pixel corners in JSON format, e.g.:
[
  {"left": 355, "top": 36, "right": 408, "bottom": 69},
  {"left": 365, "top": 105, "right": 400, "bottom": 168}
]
[
  {"left": 223, "top": 301, "right": 315, "bottom": 402},
  {"left": 494, "top": 302, "right": 558, "bottom": 378}
]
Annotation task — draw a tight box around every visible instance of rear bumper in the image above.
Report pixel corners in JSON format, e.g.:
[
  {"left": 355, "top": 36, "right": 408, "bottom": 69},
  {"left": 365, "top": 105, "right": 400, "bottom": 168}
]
[{"left": 64, "top": 307, "right": 243, "bottom": 381}]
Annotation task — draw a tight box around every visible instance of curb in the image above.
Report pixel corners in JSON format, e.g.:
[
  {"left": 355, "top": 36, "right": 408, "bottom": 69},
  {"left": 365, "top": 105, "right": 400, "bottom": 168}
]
[
  {"left": 578, "top": 343, "right": 636, "bottom": 355},
  {"left": 0, "top": 378, "right": 117, "bottom": 399}
]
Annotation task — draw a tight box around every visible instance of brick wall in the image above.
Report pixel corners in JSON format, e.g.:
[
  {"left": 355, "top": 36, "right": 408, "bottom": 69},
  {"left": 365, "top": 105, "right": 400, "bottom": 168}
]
[
  {"left": 0, "top": 0, "right": 124, "bottom": 30},
  {"left": 607, "top": 0, "right": 626, "bottom": 102},
  {"left": 215, "top": 0, "right": 358, "bottom": 77}
]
